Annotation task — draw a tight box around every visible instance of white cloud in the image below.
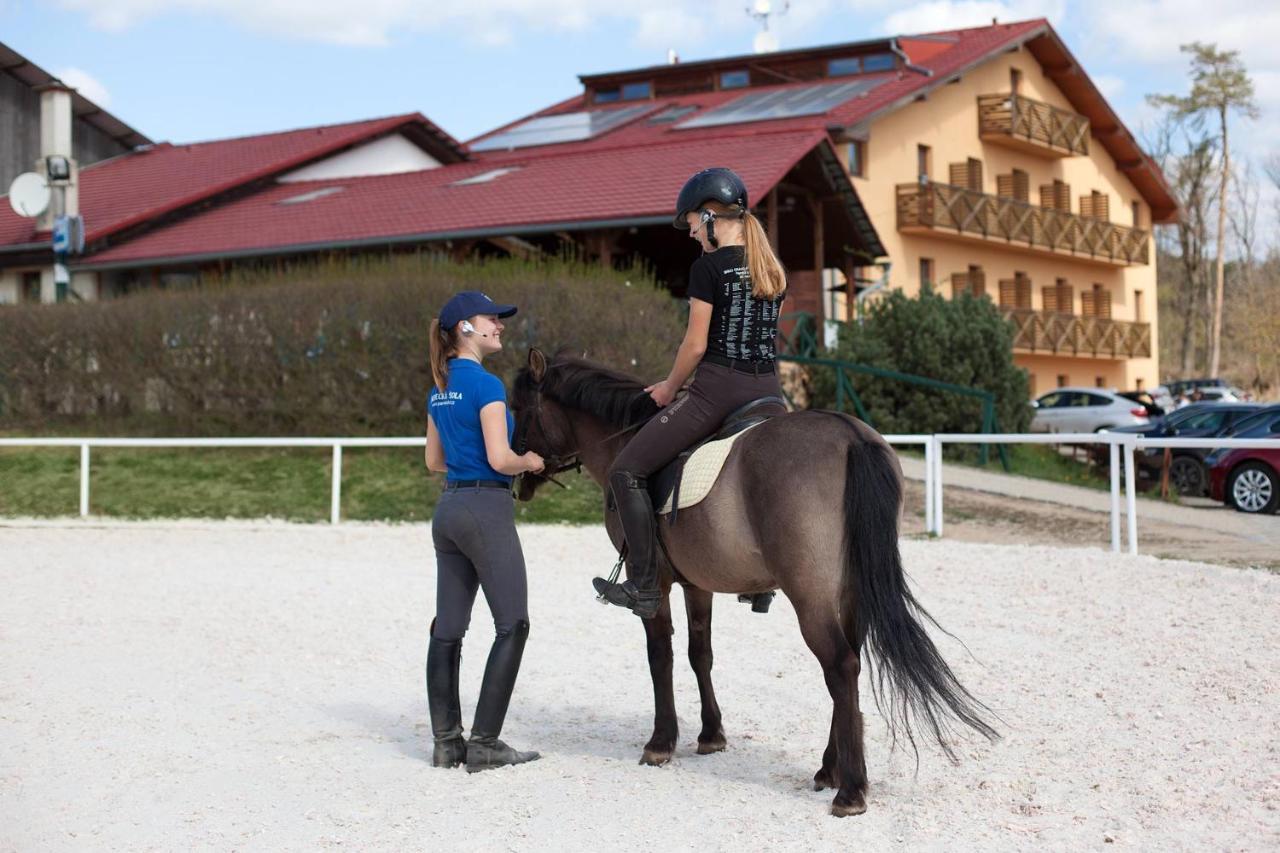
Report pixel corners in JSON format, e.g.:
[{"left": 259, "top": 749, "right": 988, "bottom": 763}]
[
  {"left": 879, "top": 0, "right": 1065, "bottom": 35},
  {"left": 1092, "top": 73, "right": 1123, "bottom": 99},
  {"left": 52, "top": 0, "right": 825, "bottom": 49},
  {"left": 55, "top": 66, "right": 112, "bottom": 107}
]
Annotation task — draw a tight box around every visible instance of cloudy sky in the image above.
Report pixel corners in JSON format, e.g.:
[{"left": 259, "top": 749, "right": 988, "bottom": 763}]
[{"left": 4, "top": 0, "right": 1278, "bottom": 234}]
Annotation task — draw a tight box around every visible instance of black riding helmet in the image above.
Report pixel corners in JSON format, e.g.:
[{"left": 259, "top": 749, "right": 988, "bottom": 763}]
[{"left": 673, "top": 168, "right": 748, "bottom": 248}]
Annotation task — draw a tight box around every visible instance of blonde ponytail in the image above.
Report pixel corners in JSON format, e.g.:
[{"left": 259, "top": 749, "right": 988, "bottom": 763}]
[
  {"left": 429, "top": 319, "right": 457, "bottom": 393},
  {"left": 742, "top": 211, "right": 786, "bottom": 300}
]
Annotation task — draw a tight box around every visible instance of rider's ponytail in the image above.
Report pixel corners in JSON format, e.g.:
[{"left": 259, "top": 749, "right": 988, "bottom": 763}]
[
  {"left": 742, "top": 211, "right": 786, "bottom": 300},
  {"left": 429, "top": 319, "right": 458, "bottom": 392}
]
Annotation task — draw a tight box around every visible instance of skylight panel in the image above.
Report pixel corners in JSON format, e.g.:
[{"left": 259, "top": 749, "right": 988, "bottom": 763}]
[
  {"left": 277, "top": 186, "right": 345, "bottom": 205},
  {"left": 452, "top": 167, "right": 520, "bottom": 186},
  {"left": 676, "top": 78, "right": 887, "bottom": 130},
  {"left": 470, "top": 105, "right": 653, "bottom": 152}
]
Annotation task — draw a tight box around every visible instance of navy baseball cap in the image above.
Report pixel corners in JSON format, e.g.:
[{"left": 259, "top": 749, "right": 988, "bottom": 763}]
[{"left": 439, "top": 290, "right": 518, "bottom": 330}]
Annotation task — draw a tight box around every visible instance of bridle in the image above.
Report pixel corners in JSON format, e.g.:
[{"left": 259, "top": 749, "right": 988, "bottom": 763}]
[{"left": 513, "top": 380, "right": 652, "bottom": 491}]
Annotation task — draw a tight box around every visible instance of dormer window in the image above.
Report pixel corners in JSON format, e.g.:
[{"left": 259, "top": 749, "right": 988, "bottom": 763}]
[
  {"left": 621, "top": 81, "right": 652, "bottom": 100},
  {"left": 720, "top": 70, "right": 749, "bottom": 89},
  {"left": 828, "top": 57, "right": 860, "bottom": 77},
  {"left": 862, "top": 53, "right": 895, "bottom": 72},
  {"left": 595, "top": 89, "right": 621, "bottom": 104}
]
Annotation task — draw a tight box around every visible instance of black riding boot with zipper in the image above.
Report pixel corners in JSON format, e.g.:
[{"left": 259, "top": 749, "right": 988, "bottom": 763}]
[
  {"left": 465, "top": 620, "right": 540, "bottom": 772},
  {"left": 426, "top": 621, "right": 466, "bottom": 768},
  {"left": 592, "top": 470, "right": 662, "bottom": 619}
]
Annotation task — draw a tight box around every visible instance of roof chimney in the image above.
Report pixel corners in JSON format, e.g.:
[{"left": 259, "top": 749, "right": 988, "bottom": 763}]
[{"left": 34, "top": 82, "right": 79, "bottom": 228}]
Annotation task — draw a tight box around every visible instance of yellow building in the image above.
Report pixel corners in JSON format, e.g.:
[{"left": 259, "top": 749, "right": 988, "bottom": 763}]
[{"left": 834, "top": 26, "right": 1177, "bottom": 394}]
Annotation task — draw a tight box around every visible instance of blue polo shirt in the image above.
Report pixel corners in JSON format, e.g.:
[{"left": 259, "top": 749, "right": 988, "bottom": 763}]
[{"left": 427, "top": 358, "right": 515, "bottom": 484}]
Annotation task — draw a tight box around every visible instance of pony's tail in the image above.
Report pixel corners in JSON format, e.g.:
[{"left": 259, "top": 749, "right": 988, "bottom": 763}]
[{"left": 840, "top": 432, "right": 1000, "bottom": 760}]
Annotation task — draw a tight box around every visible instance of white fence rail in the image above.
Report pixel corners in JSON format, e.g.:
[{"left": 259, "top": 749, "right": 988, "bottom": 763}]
[{"left": 1, "top": 433, "right": 1277, "bottom": 553}]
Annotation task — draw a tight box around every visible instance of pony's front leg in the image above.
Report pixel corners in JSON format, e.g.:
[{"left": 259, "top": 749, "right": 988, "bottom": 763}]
[
  {"left": 640, "top": 590, "right": 677, "bottom": 766},
  {"left": 683, "top": 586, "right": 726, "bottom": 754}
]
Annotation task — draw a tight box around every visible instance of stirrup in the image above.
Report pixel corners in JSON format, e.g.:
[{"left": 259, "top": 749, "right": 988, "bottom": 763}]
[
  {"left": 595, "top": 551, "right": 626, "bottom": 605},
  {"left": 737, "top": 592, "right": 776, "bottom": 613}
]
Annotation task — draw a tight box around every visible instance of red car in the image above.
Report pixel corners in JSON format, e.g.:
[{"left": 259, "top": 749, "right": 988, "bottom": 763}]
[{"left": 1206, "top": 407, "right": 1280, "bottom": 514}]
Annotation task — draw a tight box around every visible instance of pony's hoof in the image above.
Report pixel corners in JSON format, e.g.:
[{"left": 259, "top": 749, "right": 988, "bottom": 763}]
[
  {"left": 830, "top": 791, "right": 868, "bottom": 817},
  {"left": 696, "top": 737, "right": 726, "bottom": 755},
  {"left": 640, "top": 748, "right": 673, "bottom": 766},
  {"left": 813, "top": 768, "right": 837, "bottom": 791}
]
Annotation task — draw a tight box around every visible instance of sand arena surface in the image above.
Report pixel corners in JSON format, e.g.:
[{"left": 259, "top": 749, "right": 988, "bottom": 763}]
[{"left": 1, "top": 519, "right": 1277, "bottom": 851}]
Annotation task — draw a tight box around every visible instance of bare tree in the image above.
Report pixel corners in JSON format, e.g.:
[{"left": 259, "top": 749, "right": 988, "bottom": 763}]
[{"left": 1148, "top": 43, "right": 1258, "bottom": 379}]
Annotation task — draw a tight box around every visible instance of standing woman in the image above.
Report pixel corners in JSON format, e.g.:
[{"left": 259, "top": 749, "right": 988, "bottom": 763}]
[
  {"left": 424, "top": 291, "right": 545, "bottom": 772},
  {"left": 594, "top": 167, "right": 787, "bottom": 618}
]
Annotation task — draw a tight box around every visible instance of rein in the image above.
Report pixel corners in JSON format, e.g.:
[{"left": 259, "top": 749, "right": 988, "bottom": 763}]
[{"left": 515, "top": 384, "right": 654, "bottom": 490}]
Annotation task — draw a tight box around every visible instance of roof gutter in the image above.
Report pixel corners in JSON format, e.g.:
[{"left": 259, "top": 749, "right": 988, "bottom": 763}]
[
  {"left": 889, "top": 38, "right": 933, "bottom": 77},
  {"left": 71, "top": 215, "right": 674, "bottom": 272}
]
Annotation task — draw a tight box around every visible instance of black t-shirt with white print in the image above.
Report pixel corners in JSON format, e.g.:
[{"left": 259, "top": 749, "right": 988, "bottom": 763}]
[{"left": 686, "top": 245, "right": 785, "bottom": 363}]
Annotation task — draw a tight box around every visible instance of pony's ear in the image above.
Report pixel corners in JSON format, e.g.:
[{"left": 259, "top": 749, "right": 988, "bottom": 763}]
[{"left": 527, "top": 348, "right": 547, "bottom": 383}]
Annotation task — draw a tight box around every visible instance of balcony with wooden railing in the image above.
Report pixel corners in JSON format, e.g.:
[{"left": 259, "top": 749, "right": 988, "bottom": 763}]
[
  {"left": 896, "top": 181, "right": 1150, "bottom": 266},
  {"left": 978, "top": 93, "right": 1090, "bottom": 157},
  {"left": 1002, "top": 309, "right": 1152, "bottom": 359}
]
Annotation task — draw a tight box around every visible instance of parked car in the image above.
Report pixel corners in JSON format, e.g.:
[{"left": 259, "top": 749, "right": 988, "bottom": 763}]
[
  {"left": 1206, "top": 406, "right": 1280, "bottom": 514},
  {"left": 1106, "top": 403, "right": 1261, "bottom": 495},
  {"left": 1117, "top": 390, "right": 1166, "bottom": 419},
  {"left": 1029, "top": 388, "right": 1151, "bottom": 434}
]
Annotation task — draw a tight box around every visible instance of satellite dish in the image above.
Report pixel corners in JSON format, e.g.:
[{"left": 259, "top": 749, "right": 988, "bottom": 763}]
[
  {"left": 8, "top": 172, "right": 51, "bottom": 218},
  {"left": 753, "top": 30, "right": 779, "bottom": 54}
]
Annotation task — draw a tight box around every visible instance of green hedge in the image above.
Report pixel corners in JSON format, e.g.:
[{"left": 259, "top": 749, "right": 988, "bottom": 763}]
[
  {"left": 810, "top": 287, "right": 1031, "bottom": 435},
  {"left": 0, "top": 254, "right": 684, "bottom": 436}
]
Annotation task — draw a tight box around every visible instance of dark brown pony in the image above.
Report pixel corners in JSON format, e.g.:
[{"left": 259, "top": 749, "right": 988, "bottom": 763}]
[{"left": 512, "top": 349, "right": 997, "bottom": 817}]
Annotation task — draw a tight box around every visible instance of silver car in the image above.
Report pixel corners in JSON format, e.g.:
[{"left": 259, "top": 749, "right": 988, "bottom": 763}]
[{"left": 1030, "top": 387, "right": 1151, "bottom": 433}]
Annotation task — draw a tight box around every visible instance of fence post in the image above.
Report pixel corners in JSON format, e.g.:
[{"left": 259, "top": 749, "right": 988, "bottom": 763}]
[
  {"left": 978, "top": 399, "right": 992, "bottom": 466},
  {"left": 933, "top": 436, "right": 944, "bottom": 537},
  {"left": 1124, "top": 436, "right": 1138, "bottom": 555},
  {"left": 80, "top": 443, "right": 90, "bottom": 518},
  {"left": 1108, "top": 438, "right": 1121, "bottom": 553},
  {"left": 331, "top": 444, "right": 343, "bottom": 525},
  {"left": 923, "top": 437, "right": 935, "bottom": 535}
]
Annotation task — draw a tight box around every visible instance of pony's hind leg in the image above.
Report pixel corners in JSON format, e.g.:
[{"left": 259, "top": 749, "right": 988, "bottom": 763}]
[
  {"left": 640, "top": 592, "right": 678, "bottom": 766},
  {"left": 791, "top": 595, "right": 868, "bottom": 816},
  {"left": 683, "top": 586, "right": 726, "bottom": 754}
]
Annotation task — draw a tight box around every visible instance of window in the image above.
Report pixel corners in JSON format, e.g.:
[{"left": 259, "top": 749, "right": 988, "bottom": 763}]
[
  {"left": 919, "top": 257, "right": 935, "bottom": 288},
  {"left": 1134, "top": 290, "right": 1144, "bottom": 323},
  {"left": 847, "top": 139, "right": 865, "bottom": 177},
  {"left": 1095, "top": 376, "right": 1106, "bottom": 388},
  {"left": 1010, "top": 68, "right": 1023, "bottom": 94},
  {"left": 1132, "top": 201, "right": 1141, "bottom": 227},
  {"left": 595, "top": 89, "right": 620, "bottom": 104},
  {"left": 1038, "top": 392, "right": 1065, "bottom": 408},
  {"left": 949, "top": 158, "right": 983, "bottom": 191},
  {"left": 1084, "top": 393, "right": 1111, "bottom": 406},
  {"left": 999, "top": 272, "right": 1032, "bottom": 309},
  {"left": 1180, "top": 410, "right": 1229, "bottom": 431},
  {"left": 621, "top": 81, "right": 652, "bottom": 100},
  {"left": 828, "top": 57, "right": 861, "bottom": 76},
  {"left": 1082, "top": 284, "right": 1112, "bottom": 319},
  {"left": 917, "top": 144, "right": 931, "bottom": 182},
  {"left": 21, "top": 271, "right": 40, "bottom": 303},
  {"left": 720, "top": 70, "right": 749, "bottom": 89},
  {"left": 1043, "top": 278, "right": 1073, "bottom": 314},
  {"left": 863, "top": 53, "right": 895, "bottom": 72},
  {"left": 1135, "top": 377, "right": 1145, "bottom": 391},
  {"left": 1079, "top": 190, "right": 1110, "bottom": 220},
  {"left": 997, "top": 169, "right": 1030, "bottom": 202},
  {"left": 1056, "top": 374, "right": 1069, "bottom": 388}
]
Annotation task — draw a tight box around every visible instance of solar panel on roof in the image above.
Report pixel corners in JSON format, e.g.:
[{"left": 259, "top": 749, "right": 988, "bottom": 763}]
[
  {"left": 676, "top": 78, "right": 887, "bottom": 130},
  {"left": 470, "top": 105, "right": 653, "bottom": 152}
]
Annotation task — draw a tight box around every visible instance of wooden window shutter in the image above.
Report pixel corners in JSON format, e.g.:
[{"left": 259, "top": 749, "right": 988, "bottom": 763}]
[
  {"left": 1041, "top": 180, "right": 1070, "bottom": 211},
  {"left": 1013, "top": 169, "right": 1029, "bottom": 202},
  {"left": 999, "top": 278, "right": 1017, "bottom": 308},
  {"left": 1055, "top": 279, "right": 1073, "bottom": 314},
  {"left": 1081, "top": 289, "right": 1095, "bottom": 317},
  {"left": 997, "top": 173, "right": 1014, "bottom": 199},
  {"left": 1087, "top": 284, "right": 1111, "bottom": 319},
  {"left": 1042, "top": 285, "right": 1058, "bottom": 313},
  {"left": 1092, "top": 191, "right": 1109, "bottom": 221},
  {"left": 1012, "top": 272, "right": 1032, "bottom": 309},
  {"left": 970, "top": 266, "right": 986, "bottom": 298},
  {"left": 966, "top": 157, "right": 983, "bottom": 191},
  {"left": 950, "top": 272, "right": 969, "bottom": 298}
]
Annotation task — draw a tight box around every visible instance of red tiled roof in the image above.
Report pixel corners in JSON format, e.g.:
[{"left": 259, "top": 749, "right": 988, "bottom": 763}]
[
  {"left": 83, "top": 129, "right": 827, "bottom": 266},
  {"left": 0, "top": 113, "right": 461, "bottom": 250}
]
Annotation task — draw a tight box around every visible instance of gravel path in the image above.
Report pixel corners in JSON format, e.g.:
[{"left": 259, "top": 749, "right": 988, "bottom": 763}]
[{"left": 1, "top": 519, "right": 1277, "bottom": 851}]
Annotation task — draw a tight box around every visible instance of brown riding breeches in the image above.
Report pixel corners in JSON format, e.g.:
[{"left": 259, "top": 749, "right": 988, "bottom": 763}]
[{"left": 610, "top": 360, "right": 783, "bottom": 479}]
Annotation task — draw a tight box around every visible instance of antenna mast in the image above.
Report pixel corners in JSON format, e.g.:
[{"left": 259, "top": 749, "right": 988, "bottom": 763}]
[{"left": 746, "top": 1, "right": 789, "bottom": 53}]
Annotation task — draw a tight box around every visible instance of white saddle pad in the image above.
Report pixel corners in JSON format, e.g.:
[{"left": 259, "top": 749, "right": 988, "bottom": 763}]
[{"left": 657, "top": 421, "right": 765, "bottom": 515}]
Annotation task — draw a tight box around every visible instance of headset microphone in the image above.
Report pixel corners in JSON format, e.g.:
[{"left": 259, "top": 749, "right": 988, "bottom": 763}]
[{"left": 460, "top": 320, "right": 488, "bottom": 338}]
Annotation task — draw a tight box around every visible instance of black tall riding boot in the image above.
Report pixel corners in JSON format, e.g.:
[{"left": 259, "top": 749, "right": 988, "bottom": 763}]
[
  {"left": 426, "top": 621, "right": 466, "bottom": 768},
  {"left": 466, "top": 620, "right": 540, "bottom": 773},
  {"left": 592, "top": 471, "right": 661, "bottom": 619}
]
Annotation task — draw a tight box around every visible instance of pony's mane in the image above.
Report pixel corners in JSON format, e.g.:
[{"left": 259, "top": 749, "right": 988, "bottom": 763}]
[{"left": 520, "top": 354, "right": 660, "bottom": 429}]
